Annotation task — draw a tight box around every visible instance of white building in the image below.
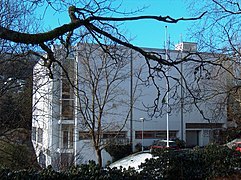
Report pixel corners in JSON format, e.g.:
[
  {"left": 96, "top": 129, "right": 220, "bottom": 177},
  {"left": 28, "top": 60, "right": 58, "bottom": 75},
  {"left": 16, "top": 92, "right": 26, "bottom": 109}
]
[{"left": 32, "top": 42, "right": 228, "bottom": 169}]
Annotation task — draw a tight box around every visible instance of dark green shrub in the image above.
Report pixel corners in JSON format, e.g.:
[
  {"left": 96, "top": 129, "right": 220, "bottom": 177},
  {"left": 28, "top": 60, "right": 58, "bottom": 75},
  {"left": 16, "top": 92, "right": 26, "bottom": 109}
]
[
  {"left": 174, "top": 138, "right": 186, "bottom": 148},
  {"left": 140, "top": 144, "right": 241, "bottom": 179},
  {"left": 105, "top": 143, "right": 132, "bottom": 162},
  {"left": 219, "top": 127, "right": 241, "bottom": 143},
  {"left": 0, "top": 141, "right": 34, "bottom": 171},
  {"left": 134, "top": 143, "right": 142, "bottom": 152},
  {"left": 0, "top": 161, "right": 143, "bottom": 180},
  {"left": 1, "top": 145, "right": 241, "bottom": 179}
]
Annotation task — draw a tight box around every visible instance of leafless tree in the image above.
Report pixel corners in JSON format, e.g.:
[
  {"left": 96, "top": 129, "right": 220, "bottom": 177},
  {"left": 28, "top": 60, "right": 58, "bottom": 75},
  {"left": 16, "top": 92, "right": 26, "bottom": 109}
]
[
  {"left": 0, "top": 0, "right": 41, "bottom": 169},
  {"left": 0, "top": 0, "right": 40, "bottom": 133},
  {"left": 62, "top": 34, "right": 141, "bottom": 166},
  {"left": 186, "top": 0, "right": 241, "bottom": 126},
  {"left": 5, "top": 0, "right": 236, "bottom": 167},
  {"left": 0, "top": 55, "right": 39, "bottom": 169},
  {"left": 0, "top": 0, "right": 207, "bottom": 111}
]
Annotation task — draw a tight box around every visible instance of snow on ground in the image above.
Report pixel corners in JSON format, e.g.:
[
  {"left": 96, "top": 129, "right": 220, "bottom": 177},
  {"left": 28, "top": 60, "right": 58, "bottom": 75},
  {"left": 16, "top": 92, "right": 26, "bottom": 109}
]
[{"left": 109, "top": 151, "right": 153, "bottom": 171}]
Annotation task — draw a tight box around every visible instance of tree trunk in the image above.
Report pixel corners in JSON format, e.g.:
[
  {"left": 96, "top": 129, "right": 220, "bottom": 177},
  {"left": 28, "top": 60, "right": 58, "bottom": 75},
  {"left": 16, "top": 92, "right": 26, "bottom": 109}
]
[{"left": 96, "top": 148, "right": 102, "bottom": 167}]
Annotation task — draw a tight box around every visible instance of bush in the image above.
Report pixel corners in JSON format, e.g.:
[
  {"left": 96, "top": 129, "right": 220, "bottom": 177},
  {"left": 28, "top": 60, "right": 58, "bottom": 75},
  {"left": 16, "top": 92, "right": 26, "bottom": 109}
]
[
  {"left": 140, "top": 144, "right": 241, "bottom": 179},
  {"left": 105, "top": 143, "right": 132, "bottom": 162},
  {"left": 174, "top": 138, "right": 186, "bottom": 148},
  {"left": 0, "top": 141, "right": 34, "bottom": 170},
  {"left": 0, "top": 161, "right": 143, "bottom": 180},
  {"left": 1, "top": 144, "right": 241, "bottom": 179},
  {"left": 134, "top": 143, "right": 142, "bottom": 152}
]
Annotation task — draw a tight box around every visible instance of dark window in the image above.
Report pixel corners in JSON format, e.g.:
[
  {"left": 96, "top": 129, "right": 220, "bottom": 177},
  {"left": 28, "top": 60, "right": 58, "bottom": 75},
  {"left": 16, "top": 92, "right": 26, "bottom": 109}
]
[
  {"left": 32, "top": 127, "right": 36, "bottom": 141},
  {"left": 79, "top": 131, "right": 91, "bottom": 140},
  {"left": 60, "top": 153, "right": 74, "bottom": 170},
  {"left": 62, "top": 125, "right": 74, "bottom": 148},
  {"left": 61, "top": 100, "right": 74, "bottom": 120},
  {"left": 37, "top": 128, "right": 43, "bottom": 143},
  {"left": 62, "top": 78, "right": 74, "bottom": 99},
  {"left": 63, "top": 131, "right": 69, "bottom": 148},
  {"left": 61, "top": 59, "right": 75, "bottom": 79},
  {"left": 135, "top": 131, "right": 177, "bottom": 139},
  {"left": 102, "top": 131, "right": 126, "bottom": 139},
  {"left": 39, "top": 151, "right": 46, "bottom": 168},
  {"left": 61, "top": 58, "right": 75, "bottom": 120}
]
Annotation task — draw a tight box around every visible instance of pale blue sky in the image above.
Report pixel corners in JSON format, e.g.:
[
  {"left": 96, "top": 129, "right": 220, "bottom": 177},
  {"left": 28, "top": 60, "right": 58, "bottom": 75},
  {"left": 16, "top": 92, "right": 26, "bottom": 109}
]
[{"left": 40, "top": 0, "right": 193, "bottom": 49}]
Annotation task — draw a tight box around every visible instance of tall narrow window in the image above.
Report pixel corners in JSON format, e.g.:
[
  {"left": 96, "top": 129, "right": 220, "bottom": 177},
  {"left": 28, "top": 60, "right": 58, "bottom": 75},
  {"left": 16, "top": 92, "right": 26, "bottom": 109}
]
[
  {"left": 32, "top": 127, "right": 36, "bottom": 141},
  {"left": 61, "top": 58, "right": 75, "bottom": 120},
  {"left": 60, "top": 153, "right": 74, "bottom": 170},
  {"left": 37, "top": 128, "right": 43, "bottom": 143},
  {"left": 62, "top": 125, "right": 74, "bottom": 149},
  {"left": 69, "top": 129, "right": 73, "bottom": 148},
  {"left": 63, "top": 131, "right": 69, "bottom": 148},
  {"left": 61, "top": 100, "right": 74, "bottom": 120},
  {"left": 62, "top": 79, "right": 74, "bottom": 99}
]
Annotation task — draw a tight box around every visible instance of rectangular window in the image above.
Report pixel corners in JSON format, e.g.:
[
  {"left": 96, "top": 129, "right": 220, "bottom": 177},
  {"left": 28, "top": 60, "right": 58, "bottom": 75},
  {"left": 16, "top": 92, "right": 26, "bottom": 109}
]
[
  {"left": 155, "top": 132, "right": 168, "bottom": 139},
  {"left": 62, "top": 125, "right": 74, "bottom": 149},
  {"left": 143, "top": 131, "right": 155, "bottom": 139},
  {"left": 135, "top": 131, "right": 177, "bottom": 139},
  {"left": 102, "top": 131, "right": 128, "bottom": 144},
  {"left": 32, "top": 127, "right": 36, "bottom": 141},
  {"left": 60, "top": 153, "right": 74, "bottom": 170},
  {"left": 61, "top": 100, "right": 74, "bottom": 120},
  {"left": 135, "top": 131, "right": 151, "bottom": 139},
  {"left": 63, "top": 131, "right": 69, "bottom": 148},
  {"left": 69, "top": 129, "right": 73, "bottom": 148},
  {"left": 37, "top": 128, "right": 43, "bottom": 143},
  {"left": 61, "top": 58, "right": 75, "bottom": 120},
  {"left": 62, "top": 78, "right": 74, "bottom": 99},
  {"left": 79, "top": 131, "right": 91, "bottom": 140},
  {"left": 61, "top": 59, "right": 75, "bottom": 79},
  {"left": 102, "top": 131, "right": 126, "bottom": 139}
]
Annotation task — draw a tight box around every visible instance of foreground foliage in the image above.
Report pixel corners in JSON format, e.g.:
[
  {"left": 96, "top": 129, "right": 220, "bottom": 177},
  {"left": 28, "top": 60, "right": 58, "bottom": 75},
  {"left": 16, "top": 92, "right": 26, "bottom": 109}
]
[
  {"left": 1, "top": 144, "right": 241, "bottom": 179},
  {"left": 140, "top": 144, "right": 241, "bottom": 179},
  {"left": 105, "top": 143, "right": 132, "bottom": 162},
  {"left": 0, "top": 161, "right": 142, "bottom": 180}
]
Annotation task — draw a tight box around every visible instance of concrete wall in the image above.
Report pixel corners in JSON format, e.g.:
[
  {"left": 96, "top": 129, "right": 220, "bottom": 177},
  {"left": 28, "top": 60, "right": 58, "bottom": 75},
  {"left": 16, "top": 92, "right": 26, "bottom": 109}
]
[{"left": 32, "top": 45, "right": 228, "bottom": 168}]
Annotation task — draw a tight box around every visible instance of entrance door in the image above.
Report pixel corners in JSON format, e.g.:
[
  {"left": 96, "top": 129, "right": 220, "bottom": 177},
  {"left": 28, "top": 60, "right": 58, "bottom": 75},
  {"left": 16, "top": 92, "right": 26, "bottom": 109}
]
[{"left": 186, "top": 130, "right": 200, "bottom": 147}]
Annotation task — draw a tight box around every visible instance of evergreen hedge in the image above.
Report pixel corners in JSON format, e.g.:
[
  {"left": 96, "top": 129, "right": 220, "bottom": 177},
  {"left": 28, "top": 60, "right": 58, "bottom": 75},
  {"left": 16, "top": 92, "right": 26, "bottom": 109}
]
[
  {"left": 1, "top": 144, "right": 241, "bottom": 179},
  {"left": 0, "top": 161, "right": 142, "bottom": 180},
  {"left": 140, "top": 144, "right": 241, "bottom": 179}
]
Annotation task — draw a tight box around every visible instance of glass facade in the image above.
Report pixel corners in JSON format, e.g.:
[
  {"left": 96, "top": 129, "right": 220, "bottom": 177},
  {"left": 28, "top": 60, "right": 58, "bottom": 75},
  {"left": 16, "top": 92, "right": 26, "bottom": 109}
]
[{"left": 61, "top": 58, "right": 75, "bottom": 120}]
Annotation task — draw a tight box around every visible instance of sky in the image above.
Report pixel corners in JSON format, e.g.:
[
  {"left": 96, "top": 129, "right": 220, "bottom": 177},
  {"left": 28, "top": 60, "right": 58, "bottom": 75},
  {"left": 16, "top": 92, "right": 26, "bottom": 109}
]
[
  {"left": 40, "top": 0, "right": 193, "bottom": 49},
  {"left": 114, "top": 0, "right": 193, "bottom": 49}
]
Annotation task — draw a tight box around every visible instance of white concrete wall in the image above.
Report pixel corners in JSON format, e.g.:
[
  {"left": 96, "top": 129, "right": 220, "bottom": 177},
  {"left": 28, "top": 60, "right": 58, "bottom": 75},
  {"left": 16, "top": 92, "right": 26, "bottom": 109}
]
[{"left": 32, "top": 45, "right": 228, "bottom": 168}]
